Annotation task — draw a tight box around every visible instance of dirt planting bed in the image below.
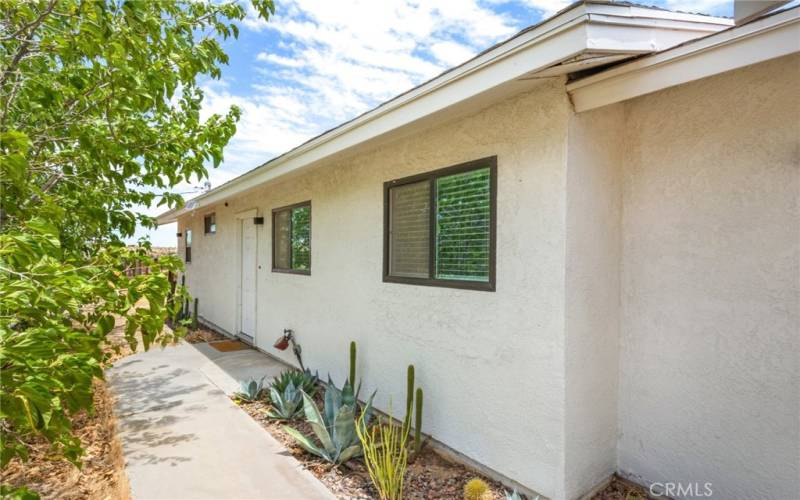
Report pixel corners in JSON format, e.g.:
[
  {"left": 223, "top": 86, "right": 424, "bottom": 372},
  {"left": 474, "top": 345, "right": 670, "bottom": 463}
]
[
  {"left": 1, "top": 381, "right": 129, "bottom": 500},
  {"left": 1, "top": 317, "right": 139, "bottom": 499},
  {"left": 591, "top": 475, "right": 651, "bottom": 500},
  {"left": 237, "top": 398, "right": 509, "bottom": 499}
]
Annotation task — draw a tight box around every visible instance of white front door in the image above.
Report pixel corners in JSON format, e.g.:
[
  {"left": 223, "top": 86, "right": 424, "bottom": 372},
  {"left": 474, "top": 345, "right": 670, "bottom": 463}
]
[{"left": 239, "top": 218, "right": 257, "bottom": 341}]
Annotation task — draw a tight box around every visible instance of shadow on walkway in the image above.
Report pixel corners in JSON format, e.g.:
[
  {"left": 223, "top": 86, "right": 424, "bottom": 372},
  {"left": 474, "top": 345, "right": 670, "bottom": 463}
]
[{"left": 106, "top": 343, "right": 332, "bottom": 499}]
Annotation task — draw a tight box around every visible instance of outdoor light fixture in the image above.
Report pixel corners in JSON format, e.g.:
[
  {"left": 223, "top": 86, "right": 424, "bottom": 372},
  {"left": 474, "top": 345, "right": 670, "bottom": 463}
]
[
  {"left": 274, "top": 329, "right": 304, "bottom": 370},
  {"left": 176, "top": 232, "right": 182, "bottom": 237}
]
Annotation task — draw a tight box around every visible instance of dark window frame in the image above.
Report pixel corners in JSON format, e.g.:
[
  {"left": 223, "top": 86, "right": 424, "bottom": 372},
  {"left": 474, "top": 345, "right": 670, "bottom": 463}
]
[
  {"left": 204, "top": 212, "right": 216, "bottom": 234},
  {"left": 271, "top": 200, "right": 312, "bottom": 276},
  {"left": 383, "top": 156, "right": 497, "bottom": 292},
  {"left": 185, "top": 229, "right": 192, "bottom": 263}
]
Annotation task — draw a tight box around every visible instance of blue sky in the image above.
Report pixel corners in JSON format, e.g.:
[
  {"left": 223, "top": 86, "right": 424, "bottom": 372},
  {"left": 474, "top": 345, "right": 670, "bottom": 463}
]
[{"left": 137, "top": 0, "right": 735, "bottom": 247}]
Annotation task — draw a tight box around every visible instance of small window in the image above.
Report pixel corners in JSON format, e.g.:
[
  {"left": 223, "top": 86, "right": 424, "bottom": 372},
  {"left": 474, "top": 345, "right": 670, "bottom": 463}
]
[
  {"left": 272, "top": 201, "right": 311, "bottom": 274},
  {"left": 384, "top": 157, "right": 496, "bottom": 291},
  {"left": 204, "top": 213, "right": 216, "bottom": 234},
  {"left": 185, "top": 229, "right": 192, "bottom": 263}
]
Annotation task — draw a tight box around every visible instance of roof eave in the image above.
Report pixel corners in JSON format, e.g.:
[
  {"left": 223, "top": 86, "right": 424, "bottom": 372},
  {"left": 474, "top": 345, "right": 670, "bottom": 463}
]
[
  {"left": 156, "top": 1, "right": 731, "bottom": 225},
  {"left": 567, "top": 5, "right": 800, "bottom": 112}
]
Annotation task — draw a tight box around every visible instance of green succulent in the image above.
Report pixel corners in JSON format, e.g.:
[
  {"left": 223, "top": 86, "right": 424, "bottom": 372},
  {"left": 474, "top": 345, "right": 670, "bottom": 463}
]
[
  {"left": 283, "top": 378, "right": 375, "bottom": 465},
  {"left": 267, "top": 380, "right": 304, "bottom": 420},
  {"left": 271, "top": 368, "right": 319, "bottom": 396},
  {"left": 235, "top": 376, "right": 266, "bottom": 402}
]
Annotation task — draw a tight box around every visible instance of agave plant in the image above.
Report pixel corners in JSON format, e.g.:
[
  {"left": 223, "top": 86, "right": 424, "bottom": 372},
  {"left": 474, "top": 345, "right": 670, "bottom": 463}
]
[
  {"left": 235, "top": 376, "right": 266, "bottom": 402},
  {"left": 271, "top": 368, "right": 319, "bottom": 396},
  {"left": 283, "top": 378, "right": 375, "bottom": 465},
  {"left": 267, "top": 380, "right": 304, "bottom": 420}
]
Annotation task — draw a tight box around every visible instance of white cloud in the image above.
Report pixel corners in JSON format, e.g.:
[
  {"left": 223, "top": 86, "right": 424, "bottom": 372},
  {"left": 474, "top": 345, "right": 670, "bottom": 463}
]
[
  {"left": 255, "top": 52, "right": 305, "bottom": 67},
  {"left": 662, "top": 0, "right": 732, "bottom": 16},
  {"left": 430, "top": 40, "right": 476, "bottom": 66},
  {"left": 131, "top": 0, "right": 526, "bottom": 246},
  {"left": 207, "top": 0, "right": 523, "bottom": 182},
  {"left": 244, "top": 0, "right": 520, "bottom": 124},
  {"left": 510, "top": 0, "right": 572, "bottom": 16},
  {"left": 199, "top": 80, "right": 317, "bottom": 173}
]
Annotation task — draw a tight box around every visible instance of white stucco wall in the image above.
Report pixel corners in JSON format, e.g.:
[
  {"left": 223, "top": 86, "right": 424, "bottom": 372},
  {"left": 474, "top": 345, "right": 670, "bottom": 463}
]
[
  {"left": 618, "top": 54, "right": 800, "bottom": 499},
  {"left": 563, "top": 104, "right": 624, "bottom": 499},
  {"left": 178, "top": 79, "right": 572, "bottom": 498},
  {"left": 175, "top": 54, "right": 800, "bottom": 499}
]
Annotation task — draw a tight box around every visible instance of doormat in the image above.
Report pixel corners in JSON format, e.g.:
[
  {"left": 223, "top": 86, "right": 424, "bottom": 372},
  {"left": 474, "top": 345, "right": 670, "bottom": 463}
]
[{"left": 208, "top": 340, "right": 251, "bottom": 352}]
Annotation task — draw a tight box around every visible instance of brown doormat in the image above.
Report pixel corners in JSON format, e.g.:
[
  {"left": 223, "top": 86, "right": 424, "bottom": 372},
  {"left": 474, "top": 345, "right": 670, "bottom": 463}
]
[{"left": 208, "top": 340, "right": 251, "bottom": 352}]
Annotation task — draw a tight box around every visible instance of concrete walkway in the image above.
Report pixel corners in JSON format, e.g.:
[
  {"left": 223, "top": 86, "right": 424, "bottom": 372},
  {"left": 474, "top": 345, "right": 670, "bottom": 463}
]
[{"left": 106, "top": 342, "right": 334, "bottom": 500}]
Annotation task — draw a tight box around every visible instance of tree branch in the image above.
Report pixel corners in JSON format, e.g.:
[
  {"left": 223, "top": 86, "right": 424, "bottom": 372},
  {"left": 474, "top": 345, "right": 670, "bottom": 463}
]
[{"left": 0, "top": 0, "right": 58, "bottom": 88}]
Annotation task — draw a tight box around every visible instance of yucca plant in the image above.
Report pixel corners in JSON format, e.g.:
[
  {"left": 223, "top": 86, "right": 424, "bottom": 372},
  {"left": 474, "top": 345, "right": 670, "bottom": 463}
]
[
  {"left": 235, "top": 376, "right": 266, "bottom": 402},
  {"left": 283, "top": 378, "right": 375, "bottom": 465},
  {"left": 271, "top": 368, "right": 319, "bottom": 396},
  {"left": 267, "top": 380, "right": 304, "bottom": 420},
  {"left": 355, "top": 406, "right": 410, "bottom": 500}
]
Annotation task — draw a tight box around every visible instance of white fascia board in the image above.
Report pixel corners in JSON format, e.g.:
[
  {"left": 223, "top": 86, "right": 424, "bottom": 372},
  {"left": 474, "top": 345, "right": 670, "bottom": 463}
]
[
  {"left": 568, "top": 7, "right": 800, "bottom": 112},
  {"left": 156, "top": 2, "right": 731, "bottom": 224},
  {"left": 156, "top": 7, "right": 591, "bottom": 224}
]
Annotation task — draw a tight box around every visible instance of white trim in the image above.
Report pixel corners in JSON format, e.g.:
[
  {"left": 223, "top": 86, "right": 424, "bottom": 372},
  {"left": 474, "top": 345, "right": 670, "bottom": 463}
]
[
  {"left": 156, "top": 2, "right": 729, "bottom": 224},
  {"left": 568, "top": 7, "right": 800, "bottom": 112},
  {"left": 235, "top": 214, "right": 259, "bottom": 344}
]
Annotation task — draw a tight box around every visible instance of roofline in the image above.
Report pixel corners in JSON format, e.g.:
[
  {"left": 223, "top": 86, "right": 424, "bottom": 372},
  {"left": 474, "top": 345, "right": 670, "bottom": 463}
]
[
  {"left": 567, "top": 5, "right": 800, "bottom": 111},
  {"left": 157, "top": 1, "right": 731, "bottom": 224}
]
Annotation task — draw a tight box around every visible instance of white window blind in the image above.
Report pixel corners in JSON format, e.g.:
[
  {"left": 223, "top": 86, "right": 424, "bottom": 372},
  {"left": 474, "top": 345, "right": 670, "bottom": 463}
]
[
  {"left": 389, "top": 180, "right": 430, "bottom": 278},
  {"left": 273, "top": 209, "right": 291, "bottom": 269}
]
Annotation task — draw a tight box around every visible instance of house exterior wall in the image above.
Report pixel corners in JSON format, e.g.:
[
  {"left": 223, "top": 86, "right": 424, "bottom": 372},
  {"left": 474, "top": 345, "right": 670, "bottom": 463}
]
[
  {"left": 175, "top": 54, "right": 799, "bottom": 500},
  {"left": 563, "top": 103, "right": 624, "bottom": 499},
  {"left": 178, "top": 79, "right": 572, "bottom": 498},
  {"left": 617, "top": 54, "right": 800, "bottom": 498}
]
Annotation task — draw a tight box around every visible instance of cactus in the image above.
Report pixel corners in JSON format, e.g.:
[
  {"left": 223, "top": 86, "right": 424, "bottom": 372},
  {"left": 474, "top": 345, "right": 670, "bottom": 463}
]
[
  {"left": 349, "top": 341, "right": 357, "bottom": 387},
  {"left": 404, "top": 365, "right": 415, "bottom": 428},
  {"left": 464, "top": 478, "right": 489, "bottom": 500},
  {"left": 414, "top": 387, "right": 423, "bottom": 453}
]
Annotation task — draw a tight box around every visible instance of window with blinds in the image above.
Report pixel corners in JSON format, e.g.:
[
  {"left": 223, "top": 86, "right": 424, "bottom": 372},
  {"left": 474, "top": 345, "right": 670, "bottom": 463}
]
[
  {"left": 384, "top": 157, "right": 496, "bottom": 291},
  {"left": 185, "top": 229, "right": 192, "bottom": 263},
  {"left": 204, "top": 213, "right": 216, "bottom": 234},
  {"left": 272, "top": 202, "right": 311, "bottom": 274}
]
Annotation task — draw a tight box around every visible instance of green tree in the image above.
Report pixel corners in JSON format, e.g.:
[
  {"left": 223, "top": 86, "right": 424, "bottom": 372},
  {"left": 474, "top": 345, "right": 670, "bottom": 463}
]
[{"left": 0, "top": 0, "right": 274, "bottom": 492}]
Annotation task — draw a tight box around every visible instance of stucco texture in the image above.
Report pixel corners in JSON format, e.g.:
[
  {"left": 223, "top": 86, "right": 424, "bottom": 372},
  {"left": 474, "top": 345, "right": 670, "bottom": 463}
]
[
  {"left": 175, "top": 54, "right": 800, "bottom": 500},
  {"left": 617, "top": 54, "right": 800, "bottom": 499},
  {"left": 179, "top": 79, "right": 571, "bottom": 498},
  {"left": 563, "top": 103, "right": 625, "bottom": 499}
]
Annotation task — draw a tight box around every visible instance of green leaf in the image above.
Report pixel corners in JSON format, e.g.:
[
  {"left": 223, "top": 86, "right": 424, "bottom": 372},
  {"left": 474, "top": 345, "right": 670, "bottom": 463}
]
[
  {"left": 301, "top": 392, "right": 335, "bottom": 453},
  {"left": 0, "top": 0, "right": 271, "bottom": 472},
  {"left": 283, "top": 425, "right": 329, "bottom": 461}
]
